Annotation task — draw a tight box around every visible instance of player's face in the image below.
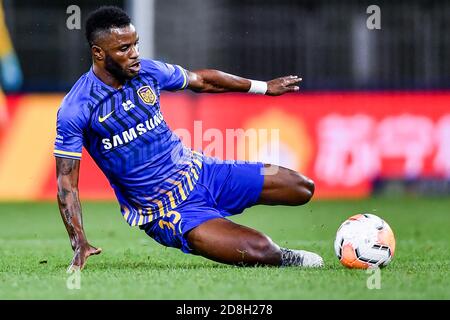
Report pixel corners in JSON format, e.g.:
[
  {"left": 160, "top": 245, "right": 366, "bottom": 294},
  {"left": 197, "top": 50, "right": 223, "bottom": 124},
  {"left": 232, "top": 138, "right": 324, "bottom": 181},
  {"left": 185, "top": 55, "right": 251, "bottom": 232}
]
[{"left": 99, "top": 24, "right": 141, "bottom": 80}]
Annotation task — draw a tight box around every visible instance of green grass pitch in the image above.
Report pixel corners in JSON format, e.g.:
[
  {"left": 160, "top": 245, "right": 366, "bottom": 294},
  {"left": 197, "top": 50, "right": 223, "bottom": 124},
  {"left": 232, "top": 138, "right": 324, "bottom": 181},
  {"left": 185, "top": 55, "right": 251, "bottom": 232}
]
[{"left": 0, "top": 197, "right": 449, "bottom": 299}]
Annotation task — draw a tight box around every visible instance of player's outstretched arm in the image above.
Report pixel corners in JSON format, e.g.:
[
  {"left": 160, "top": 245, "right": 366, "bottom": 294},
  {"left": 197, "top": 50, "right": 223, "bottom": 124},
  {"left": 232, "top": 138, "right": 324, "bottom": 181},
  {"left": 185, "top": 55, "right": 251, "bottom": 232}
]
[
  {"left": 56, "top": 157, "right": 101, "bottom": 271},
  {"left": 187, "top": 70, "right": 302, "bottom": 96}
]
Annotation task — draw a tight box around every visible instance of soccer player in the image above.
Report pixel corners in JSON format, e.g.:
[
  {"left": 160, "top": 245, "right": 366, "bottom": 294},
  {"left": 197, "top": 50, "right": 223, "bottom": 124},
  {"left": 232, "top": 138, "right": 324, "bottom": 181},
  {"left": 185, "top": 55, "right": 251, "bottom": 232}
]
[{"left": 55, "top": 6, "right": 323, "bottom": 271}]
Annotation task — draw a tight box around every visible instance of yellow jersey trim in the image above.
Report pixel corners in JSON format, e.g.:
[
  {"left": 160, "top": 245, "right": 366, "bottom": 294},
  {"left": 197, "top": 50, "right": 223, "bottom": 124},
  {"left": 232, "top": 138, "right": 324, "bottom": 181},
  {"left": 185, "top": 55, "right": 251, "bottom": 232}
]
[{"left": 54, "top": 150, "right": 82, "bottom": 158}]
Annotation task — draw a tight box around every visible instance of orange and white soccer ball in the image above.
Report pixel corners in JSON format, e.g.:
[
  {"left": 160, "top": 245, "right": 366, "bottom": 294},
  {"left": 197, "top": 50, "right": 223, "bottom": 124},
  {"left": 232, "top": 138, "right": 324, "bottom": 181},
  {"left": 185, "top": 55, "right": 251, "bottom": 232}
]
[{"left": 334, "top": 214, "right": 396, "bottom": 269}]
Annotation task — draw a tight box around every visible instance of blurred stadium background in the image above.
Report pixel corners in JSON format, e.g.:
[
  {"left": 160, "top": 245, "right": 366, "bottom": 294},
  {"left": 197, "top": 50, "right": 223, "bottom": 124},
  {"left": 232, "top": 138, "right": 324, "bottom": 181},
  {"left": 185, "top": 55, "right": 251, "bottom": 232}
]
[
  {"left": 0, "top": 0, "right": 449, "bottom": 300},
  {"left": 1, "top": 0, "right": 450, "bottom": 201}
]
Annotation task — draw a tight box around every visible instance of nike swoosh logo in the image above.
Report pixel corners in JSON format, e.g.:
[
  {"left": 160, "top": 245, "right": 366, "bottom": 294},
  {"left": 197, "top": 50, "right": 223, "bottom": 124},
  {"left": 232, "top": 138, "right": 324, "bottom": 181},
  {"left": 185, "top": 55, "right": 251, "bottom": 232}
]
[{"left": 98, "top": 111, "right": 114, "bottom": 123}]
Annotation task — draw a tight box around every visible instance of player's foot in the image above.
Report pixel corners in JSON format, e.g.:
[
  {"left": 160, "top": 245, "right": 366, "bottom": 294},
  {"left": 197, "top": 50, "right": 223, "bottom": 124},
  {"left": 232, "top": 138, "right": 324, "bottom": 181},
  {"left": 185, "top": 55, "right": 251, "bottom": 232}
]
[{"left": 280, "top": 247, "right": 324, "bottom": 268}]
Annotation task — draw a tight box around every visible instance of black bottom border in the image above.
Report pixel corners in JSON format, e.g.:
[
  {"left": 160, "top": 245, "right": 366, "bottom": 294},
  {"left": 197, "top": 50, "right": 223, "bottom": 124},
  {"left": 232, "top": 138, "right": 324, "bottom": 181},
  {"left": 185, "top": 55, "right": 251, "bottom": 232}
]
[{"left": 1, "top": 300, "right": 448, "bottom": 318}]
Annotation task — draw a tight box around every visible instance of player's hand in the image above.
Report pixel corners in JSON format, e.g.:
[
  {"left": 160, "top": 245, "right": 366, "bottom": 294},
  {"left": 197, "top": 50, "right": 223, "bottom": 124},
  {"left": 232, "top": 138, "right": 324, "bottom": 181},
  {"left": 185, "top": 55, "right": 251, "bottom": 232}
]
[
  {"left": 266, "top": 75, "right": 302, "bottom": 96},
  {"left": 67, "top": 243, "right": 102, "bottom": 272}
]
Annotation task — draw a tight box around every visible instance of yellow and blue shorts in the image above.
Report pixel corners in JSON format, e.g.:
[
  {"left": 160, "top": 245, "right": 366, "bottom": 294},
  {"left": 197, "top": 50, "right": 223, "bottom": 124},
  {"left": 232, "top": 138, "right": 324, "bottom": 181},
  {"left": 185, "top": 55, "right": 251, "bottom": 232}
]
[{"left": 139, "top": 157, "right": 265, "bottom": 254}]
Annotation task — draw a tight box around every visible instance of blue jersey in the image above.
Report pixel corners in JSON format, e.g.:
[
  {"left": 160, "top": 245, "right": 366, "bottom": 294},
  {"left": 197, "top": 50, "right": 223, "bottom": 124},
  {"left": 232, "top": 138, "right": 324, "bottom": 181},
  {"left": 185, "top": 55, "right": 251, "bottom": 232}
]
[{"left": 54, "top": 59, "right": 203, "bottom": 227}]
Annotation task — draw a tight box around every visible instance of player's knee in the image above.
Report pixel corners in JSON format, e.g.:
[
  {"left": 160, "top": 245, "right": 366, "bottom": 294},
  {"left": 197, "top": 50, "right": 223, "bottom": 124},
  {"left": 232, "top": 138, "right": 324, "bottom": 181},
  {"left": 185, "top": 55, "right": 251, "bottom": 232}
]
[
  {"left": 294, "top": 174, "right": 315, "bottom": 205},
  {"left": 303, "top": 176, "right": 315, "bottom": 198}
]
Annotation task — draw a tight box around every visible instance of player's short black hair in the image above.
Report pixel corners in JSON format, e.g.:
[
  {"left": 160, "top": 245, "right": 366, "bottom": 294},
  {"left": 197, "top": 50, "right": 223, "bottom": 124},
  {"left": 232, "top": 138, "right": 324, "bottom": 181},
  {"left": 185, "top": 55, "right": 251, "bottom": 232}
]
[{"left": 85, "top": 6, "right": 131, "bottom": 47}]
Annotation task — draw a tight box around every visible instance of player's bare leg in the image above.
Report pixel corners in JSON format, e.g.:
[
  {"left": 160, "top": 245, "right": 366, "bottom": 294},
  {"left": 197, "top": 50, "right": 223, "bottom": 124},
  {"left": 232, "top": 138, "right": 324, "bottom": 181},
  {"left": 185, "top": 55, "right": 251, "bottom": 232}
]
[
  {"left": 182, "top": 162, "right": 321, "bottom": 268},
  {"left": 186, "top": 218, "right": 323, "bottom": 268},
  {"left": 186, "top": 218, "right": 280, "bottom": 266},
  {"left": 255, "top": 164, "right": 323, "bottom": 266},
  {"left": 257, "top": 164, "right": 315, "bottom": 206},
  {"left": 186, "top": 164, "right": 323, "bottom": 267}
]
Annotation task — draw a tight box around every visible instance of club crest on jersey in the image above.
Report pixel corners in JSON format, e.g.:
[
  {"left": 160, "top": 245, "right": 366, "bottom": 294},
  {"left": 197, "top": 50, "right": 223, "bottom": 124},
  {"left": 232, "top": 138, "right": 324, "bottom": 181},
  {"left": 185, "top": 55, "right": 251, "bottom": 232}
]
[{"left": 137, "top": 86, "right": 157, "bottom": 105}]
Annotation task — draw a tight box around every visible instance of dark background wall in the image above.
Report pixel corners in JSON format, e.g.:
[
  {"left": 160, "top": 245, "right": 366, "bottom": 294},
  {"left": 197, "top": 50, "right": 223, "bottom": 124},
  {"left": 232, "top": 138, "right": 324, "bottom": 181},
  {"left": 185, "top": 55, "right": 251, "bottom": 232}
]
[{"left": 4, "top": 0, "right": 450, "bottom": 92}]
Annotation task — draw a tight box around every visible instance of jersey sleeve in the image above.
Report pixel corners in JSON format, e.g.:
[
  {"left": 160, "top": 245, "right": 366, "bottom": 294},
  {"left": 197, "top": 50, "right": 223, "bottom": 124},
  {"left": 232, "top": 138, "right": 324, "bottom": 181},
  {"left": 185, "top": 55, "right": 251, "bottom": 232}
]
[
  {"left": 53, "top": 102, "right": 88, "bottom": 160},
  {"left": 147, "top": 60, "right": 189, "bottom": 91}
]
